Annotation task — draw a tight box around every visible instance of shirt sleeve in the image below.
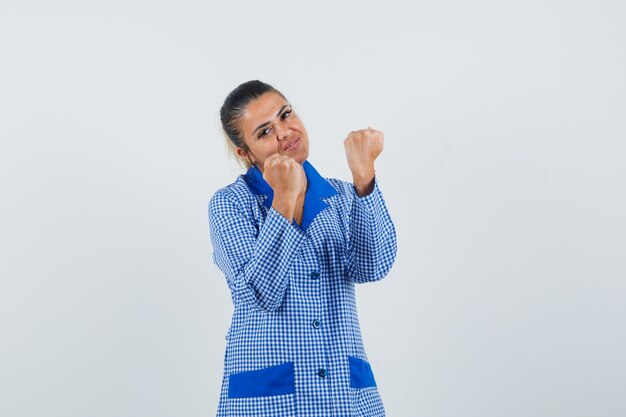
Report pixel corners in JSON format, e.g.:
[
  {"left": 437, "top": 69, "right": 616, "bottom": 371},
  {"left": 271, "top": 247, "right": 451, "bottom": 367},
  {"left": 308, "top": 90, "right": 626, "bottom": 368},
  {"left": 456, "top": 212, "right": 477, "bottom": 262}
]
[
  {"left": 345, "top": 177, "right": 398, "bottom": 283},
  {"left": 208, "top": 189, "right": 306, "bottom": 312}
]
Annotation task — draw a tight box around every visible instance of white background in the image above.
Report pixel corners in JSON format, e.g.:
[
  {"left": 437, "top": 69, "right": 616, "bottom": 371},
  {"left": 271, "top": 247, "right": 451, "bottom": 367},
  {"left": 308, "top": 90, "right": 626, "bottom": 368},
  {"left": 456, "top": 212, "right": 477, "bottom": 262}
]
[{"left": 1, "top": 1, "right": 625, "bottom": 416}]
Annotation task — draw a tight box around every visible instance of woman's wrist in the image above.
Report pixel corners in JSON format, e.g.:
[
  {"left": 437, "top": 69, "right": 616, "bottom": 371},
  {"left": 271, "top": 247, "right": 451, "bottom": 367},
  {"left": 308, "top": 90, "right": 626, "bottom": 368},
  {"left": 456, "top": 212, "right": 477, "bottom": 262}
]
[
  {"left": 353, "top": 172, "right": 375, "bottom": 197},
  {"left": 271, "top": 197, "right": 296, "bottom": 222}
]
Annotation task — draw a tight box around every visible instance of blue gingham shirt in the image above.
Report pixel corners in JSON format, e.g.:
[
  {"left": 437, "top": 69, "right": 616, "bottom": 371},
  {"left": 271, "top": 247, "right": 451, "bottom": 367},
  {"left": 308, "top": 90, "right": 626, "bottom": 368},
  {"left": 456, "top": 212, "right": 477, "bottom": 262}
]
[{"left": 208, "top": 160, "right": 397, "bottom": 417}]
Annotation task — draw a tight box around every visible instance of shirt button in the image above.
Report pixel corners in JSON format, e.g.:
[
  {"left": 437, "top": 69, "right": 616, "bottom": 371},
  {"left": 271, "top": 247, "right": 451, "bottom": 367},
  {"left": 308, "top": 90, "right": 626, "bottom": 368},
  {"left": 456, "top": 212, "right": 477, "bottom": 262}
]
[
  {"left": 312, "top": 319, "right": 321, "bottom": 329},
  {"left": 317, "top": 368, "right": 327, "bottom": 378},
  {"left": 310, "top": 271, "right": 320, "bottom": 280}
]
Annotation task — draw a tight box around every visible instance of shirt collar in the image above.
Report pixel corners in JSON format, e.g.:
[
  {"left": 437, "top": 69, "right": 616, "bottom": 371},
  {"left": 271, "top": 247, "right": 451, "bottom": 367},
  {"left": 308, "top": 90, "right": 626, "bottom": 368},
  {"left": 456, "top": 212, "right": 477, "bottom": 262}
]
[{"left": 243, "top": 160, "right": 338, "bottom": 231}]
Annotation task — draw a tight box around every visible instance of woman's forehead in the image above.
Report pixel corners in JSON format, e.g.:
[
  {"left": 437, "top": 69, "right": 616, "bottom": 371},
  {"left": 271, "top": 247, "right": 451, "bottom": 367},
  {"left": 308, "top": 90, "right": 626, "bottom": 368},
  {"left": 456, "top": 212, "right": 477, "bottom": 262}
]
[
  {"left": 244, "top": 92, "right": 288, "bottom": 119},
  {"left": 241, "top": 92, "right": 290, "bottom": 135}
]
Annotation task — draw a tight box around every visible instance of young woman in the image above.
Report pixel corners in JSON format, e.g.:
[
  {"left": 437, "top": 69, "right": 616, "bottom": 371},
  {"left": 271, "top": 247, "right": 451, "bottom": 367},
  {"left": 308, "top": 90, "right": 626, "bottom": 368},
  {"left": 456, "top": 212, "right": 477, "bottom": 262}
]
[{"left": 208, "top": 80, "right": 397, "bottom": 417}]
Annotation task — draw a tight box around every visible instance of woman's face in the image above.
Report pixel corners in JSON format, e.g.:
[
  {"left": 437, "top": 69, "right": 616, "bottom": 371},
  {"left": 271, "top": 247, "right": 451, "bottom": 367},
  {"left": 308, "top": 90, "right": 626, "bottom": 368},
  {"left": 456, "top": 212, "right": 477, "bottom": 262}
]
[{"left": 237, "top": 91, "right": 310, "bottom": 171}]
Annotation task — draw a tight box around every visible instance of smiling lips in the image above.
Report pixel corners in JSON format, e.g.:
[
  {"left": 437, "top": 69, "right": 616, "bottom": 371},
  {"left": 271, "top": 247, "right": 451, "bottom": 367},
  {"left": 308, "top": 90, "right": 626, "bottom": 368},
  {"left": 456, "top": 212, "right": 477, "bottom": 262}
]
[{"left": 283, "top": 136, "right": 301, "bottom": 152}]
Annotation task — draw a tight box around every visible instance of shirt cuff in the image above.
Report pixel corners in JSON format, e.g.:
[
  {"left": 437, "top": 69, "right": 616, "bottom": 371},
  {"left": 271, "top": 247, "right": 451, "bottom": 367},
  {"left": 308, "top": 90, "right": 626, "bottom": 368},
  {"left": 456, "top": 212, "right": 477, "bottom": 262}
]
[{"left": 354, "top": 176, "right": 383, "bottom": 207}]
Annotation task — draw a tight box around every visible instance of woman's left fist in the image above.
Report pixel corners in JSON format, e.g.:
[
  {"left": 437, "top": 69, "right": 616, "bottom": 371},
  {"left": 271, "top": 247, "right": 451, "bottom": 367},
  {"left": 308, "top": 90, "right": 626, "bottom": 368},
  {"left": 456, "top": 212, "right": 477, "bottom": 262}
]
[{"left": 343, "top": 127, "right": 384, "bottom": 183}]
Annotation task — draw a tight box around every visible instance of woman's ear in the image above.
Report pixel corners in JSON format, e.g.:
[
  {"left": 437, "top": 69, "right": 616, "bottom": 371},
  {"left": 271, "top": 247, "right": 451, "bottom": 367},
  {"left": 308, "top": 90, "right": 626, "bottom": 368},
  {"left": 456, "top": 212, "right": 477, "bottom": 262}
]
[{"left": 236, "top": 147, "right": 254, "bottom": 167}]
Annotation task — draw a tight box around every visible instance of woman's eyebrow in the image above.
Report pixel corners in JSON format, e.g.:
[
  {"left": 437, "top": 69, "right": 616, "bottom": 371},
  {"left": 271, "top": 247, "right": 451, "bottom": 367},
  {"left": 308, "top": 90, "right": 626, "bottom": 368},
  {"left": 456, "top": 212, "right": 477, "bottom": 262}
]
[{"left": 251, "top": 104, "right": 290, "bottom": 136}]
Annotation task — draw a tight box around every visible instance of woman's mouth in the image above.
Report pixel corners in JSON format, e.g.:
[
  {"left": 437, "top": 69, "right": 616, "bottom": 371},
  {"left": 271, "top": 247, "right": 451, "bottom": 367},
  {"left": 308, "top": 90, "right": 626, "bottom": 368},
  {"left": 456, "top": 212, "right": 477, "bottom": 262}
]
[{"left": 283, "top": 137, "right": 301, "bottom": 151}]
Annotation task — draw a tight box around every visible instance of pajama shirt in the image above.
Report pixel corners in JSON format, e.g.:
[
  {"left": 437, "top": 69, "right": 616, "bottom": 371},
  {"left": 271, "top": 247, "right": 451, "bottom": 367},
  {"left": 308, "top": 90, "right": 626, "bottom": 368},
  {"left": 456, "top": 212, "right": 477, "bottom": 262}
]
[{"left": 208, "top": 160, "right": 397, "bottom": 417}]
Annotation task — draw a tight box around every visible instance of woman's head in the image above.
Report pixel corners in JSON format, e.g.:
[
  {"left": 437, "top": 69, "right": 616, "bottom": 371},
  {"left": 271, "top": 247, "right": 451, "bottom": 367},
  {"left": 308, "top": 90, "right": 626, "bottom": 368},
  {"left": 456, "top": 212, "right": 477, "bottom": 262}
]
[{"left": 220, "top": 80, "right": 309, "bottom": 171}]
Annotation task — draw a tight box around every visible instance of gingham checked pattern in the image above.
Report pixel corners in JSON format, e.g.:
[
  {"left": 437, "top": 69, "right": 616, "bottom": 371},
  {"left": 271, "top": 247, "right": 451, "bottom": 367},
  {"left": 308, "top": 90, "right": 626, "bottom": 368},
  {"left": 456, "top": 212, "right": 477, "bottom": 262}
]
[{"left": 208, "top": 161, "right": 397, "bottom": 417}]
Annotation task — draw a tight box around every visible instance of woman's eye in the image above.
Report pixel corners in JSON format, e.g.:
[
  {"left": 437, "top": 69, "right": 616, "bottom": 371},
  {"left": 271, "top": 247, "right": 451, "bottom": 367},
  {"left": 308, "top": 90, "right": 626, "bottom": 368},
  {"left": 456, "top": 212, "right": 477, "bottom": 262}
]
[
  {"left": 258, "top": 128, "right": 271, "bottom": 139},
  {"left": 281, "top": 110, "right": 291, "bottom": 120}
]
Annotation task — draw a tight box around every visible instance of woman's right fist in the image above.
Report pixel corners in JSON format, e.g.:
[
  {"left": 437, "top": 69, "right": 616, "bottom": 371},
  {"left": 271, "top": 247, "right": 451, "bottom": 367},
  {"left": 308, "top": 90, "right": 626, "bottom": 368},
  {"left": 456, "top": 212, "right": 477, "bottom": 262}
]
[{"left": 262, "top": 154, "right": 306, "bottom": 201}]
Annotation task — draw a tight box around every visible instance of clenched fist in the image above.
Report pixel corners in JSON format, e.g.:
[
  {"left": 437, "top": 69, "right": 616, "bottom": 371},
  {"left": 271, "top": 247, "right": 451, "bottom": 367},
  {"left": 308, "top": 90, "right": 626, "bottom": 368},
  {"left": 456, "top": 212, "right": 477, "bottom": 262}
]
[
  {"left": 263, "top": 154, "right": 307, "bottom": 223},
  {"left": 344, "top": 127, "right": 384, "bottom": 196}
]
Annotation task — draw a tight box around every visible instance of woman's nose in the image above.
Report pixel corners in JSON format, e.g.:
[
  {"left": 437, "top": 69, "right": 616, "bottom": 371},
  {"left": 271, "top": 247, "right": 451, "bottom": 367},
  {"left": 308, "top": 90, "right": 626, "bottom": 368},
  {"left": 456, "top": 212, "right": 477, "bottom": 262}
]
[{"left": 275, "top": 124, "right": 290, "bottom": 141}]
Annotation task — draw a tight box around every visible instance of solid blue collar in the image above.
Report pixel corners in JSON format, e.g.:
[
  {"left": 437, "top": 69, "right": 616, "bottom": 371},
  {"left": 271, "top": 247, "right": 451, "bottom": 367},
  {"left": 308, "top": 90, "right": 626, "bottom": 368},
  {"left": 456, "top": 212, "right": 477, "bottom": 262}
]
[{"left": 243, "top": 160, "right": 338, "bottom": 231}]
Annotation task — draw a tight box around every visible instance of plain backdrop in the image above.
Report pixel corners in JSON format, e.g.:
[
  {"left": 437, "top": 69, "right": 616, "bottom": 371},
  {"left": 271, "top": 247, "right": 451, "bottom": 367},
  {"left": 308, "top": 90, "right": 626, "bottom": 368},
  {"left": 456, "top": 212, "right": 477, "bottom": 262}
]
[{"left": 1, "top": 1, "right": 625, "bottom": 416}]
